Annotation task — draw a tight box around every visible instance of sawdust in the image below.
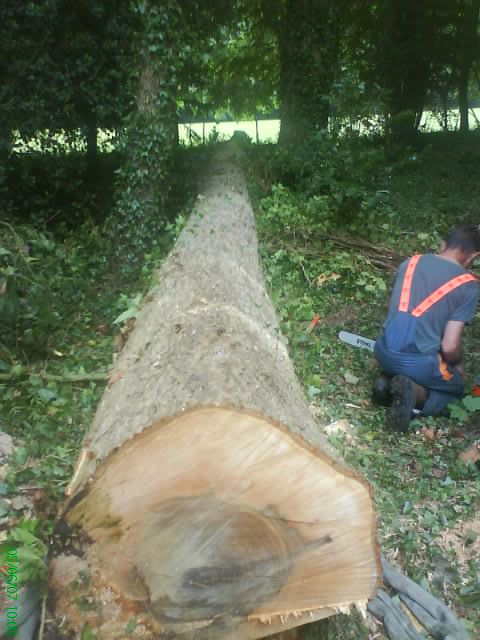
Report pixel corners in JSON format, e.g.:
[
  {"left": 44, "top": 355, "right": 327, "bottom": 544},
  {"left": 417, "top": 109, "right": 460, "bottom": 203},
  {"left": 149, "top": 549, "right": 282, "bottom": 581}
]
[{"left": 437, "top": 512, "right": 480, "bottom": 573}]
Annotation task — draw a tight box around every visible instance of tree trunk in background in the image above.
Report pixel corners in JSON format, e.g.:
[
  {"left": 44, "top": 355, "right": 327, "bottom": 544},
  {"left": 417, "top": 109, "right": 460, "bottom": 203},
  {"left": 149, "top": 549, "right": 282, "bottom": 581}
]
[
  {"left": 458, "top": 67, "right": 470, "bottom": 132},
  {"left": 49, "top": 144, "right": 380, "bottom": 639},
  {"left": 376, "top": 0, "right": 434, "bottom": 139},
  {"left": 457, "top": 0, "right": 480, "bottom": 132},
  {"left": 170, "top": 110, "right": 180, "bottom": 146},
  {"left": 0, "top": 128, "right": 12, "bottom": 186},
  {"left": 84, "top": 108, "right": 98, "bottom": 175},
  {"left": 277, "top": 0, "right": 341, "bottom": 145},
  {"left": 111, "top": 0, "right": 182, "bottom": 260}
]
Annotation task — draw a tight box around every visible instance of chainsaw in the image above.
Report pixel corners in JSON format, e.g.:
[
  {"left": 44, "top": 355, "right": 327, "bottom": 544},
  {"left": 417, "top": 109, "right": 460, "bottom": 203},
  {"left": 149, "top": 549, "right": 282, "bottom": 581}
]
[{"left": 338, "top": 330, "right": 376, "bottom": 352}]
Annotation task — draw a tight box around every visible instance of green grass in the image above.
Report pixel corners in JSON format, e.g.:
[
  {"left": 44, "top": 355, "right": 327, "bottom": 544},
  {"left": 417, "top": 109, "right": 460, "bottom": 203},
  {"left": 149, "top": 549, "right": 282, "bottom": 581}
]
[{"left": 1, "top": 132, "right": 479, "bottom": 635}]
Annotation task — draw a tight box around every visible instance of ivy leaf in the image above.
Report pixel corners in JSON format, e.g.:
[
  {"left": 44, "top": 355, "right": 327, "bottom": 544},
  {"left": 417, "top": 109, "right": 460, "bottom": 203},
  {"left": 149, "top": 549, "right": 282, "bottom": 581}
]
[
  {"left": 38, "top": 388, "right": 56, "bottom": 402},
  {"left": 16, "top": 545, "right": 45, "bottom": 564},
  {"left": 462, "top": 395, "right": 480, "bottom": 412},
  {"left": 9, "top": 527, "right": 40, "bottom": 546},
  {"left": 114, "top": 293, "right": 142, "bottom": 325},
  {"left": 449, "top": 403, "right": 468, "bottom": 422},
  {"left": 307, "top": 385, "right": 321, "bottom": 398},
  {"left": 0, "top": 500, "right": 10, "bottom": 518},
  {"left": 12, "top": 447, "right": 28, "bottom": 465}
]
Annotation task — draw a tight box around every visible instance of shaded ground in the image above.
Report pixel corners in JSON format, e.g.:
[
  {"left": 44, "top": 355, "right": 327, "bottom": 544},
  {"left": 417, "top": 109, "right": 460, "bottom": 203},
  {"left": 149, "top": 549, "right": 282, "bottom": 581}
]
[{"left": 251, "top": 132, "right": 480, "bottom": 638}]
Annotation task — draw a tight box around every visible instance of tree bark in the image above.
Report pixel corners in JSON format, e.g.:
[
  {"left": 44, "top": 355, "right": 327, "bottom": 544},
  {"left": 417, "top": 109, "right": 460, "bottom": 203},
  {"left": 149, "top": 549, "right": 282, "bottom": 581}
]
[
  {"left": 377, "top": 0, "right": 434, "bottom": 140},
  {"left": 49, "top": 143, "right": 380, "bottom": 639},
  {"left": 84, "top": 108, "right": 98, "bottom": 177},
  {"left": 458, "top": 67, "right": 470, "bottom": 132},
  {"left": 457, "top": 0, "right": 480, "bottom": 132},
  {"left": 0, "top": 115, "right": 12, "bottom": 185}
]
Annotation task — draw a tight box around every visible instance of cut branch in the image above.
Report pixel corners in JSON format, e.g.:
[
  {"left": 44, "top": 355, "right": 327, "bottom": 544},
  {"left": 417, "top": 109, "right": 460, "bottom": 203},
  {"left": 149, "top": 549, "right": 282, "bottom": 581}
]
[
  {"left": 0, "top": 369, "right": 108, "bottom": 383},
  {"left": 266, "top": 236, "right": 402, "bottom": 273}
]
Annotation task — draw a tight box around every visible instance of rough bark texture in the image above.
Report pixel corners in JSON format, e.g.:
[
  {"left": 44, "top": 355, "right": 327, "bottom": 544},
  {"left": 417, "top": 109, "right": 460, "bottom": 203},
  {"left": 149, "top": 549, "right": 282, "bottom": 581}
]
[
  {"left": 49, "top": 143, "right": 379, "bottom": 639},
  {"left": 71, "top": 146, "right": 341, "bottom": 474}
]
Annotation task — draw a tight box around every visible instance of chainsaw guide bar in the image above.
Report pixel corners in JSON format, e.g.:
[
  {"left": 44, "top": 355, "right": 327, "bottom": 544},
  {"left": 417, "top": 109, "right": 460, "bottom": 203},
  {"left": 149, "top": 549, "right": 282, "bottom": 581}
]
[{"left": 338, "top": 331, "right": 376, "bottom": 352}]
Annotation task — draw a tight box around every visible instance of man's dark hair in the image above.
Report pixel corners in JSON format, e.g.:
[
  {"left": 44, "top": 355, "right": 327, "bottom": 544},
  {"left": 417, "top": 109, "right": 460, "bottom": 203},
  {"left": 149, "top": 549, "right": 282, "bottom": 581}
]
[{"left": 445, "top": 225, "right": 480, "bottom": 254}]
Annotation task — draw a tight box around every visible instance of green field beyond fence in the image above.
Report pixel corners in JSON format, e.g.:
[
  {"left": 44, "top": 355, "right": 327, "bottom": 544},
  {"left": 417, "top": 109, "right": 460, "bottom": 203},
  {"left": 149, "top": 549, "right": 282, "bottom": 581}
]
[{"left": 11, "top": 108, "right": 480, "bottom": 153}]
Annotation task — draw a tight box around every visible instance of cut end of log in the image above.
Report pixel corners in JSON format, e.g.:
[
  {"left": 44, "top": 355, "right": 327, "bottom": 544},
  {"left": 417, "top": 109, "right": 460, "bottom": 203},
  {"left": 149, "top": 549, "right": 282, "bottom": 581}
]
[{"left": 51, "top": 407, "right": 379, "bottom": 638}]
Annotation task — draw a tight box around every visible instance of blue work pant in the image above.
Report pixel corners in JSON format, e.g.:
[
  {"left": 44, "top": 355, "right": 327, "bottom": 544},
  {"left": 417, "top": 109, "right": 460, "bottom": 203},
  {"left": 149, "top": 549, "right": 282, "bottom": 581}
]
[{"left": 374, "top": 337, "right": 464, "bottom": 416}]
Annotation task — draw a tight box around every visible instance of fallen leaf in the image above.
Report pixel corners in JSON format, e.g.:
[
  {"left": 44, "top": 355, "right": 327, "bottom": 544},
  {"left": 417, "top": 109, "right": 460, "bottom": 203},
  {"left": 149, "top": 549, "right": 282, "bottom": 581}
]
[
  {"left": 458, "top": 444, "right": 480, "bottom": 464},
  {"left": 316, "top": 272, "right": 341, "bottom": 287},
  {"left": 420, "top": 426, "right": 436, "bottom": 441},
  {"left": 306, "top": 314, "right": 321, "bottom": 334}
]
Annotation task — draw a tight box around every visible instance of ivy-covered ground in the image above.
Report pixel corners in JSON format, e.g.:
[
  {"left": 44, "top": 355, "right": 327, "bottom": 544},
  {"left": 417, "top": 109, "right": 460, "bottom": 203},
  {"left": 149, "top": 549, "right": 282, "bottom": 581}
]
[{"left": 1, "top": 133, "right": 479, "bottom": 638}]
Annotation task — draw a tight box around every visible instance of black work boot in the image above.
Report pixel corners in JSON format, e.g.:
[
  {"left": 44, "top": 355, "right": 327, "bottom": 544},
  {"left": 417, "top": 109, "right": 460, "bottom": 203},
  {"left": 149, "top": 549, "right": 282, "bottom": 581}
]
[
  {"left": 388, "top": 375, "right": 425, "bottom": 433},
  {"left": 372, "top": 374, "right": 392, "bottom": 406}
]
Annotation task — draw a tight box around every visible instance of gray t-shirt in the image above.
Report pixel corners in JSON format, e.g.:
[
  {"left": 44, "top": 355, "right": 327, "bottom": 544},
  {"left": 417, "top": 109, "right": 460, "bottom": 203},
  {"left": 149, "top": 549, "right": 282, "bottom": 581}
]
[{"left": 384, "top": 254, "right": 479, "bottom": 353}]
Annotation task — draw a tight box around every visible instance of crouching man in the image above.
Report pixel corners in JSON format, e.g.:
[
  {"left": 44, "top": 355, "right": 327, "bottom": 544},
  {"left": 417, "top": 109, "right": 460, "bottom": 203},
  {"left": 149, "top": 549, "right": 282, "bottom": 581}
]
[{"left": 373, "top": 225, "right": 480, "bottom": 432}]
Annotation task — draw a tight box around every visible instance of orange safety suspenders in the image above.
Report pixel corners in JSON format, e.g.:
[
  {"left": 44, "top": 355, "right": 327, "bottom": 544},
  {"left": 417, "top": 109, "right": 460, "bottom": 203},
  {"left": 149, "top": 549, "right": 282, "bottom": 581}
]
[
  {"left": 398, "top": 255, "right": 478, "bottom": 382},
  {"left": 398, "top": 254, "right": 422, "bottom": 312},
  {"left": 398, "top": 255, "right": 477, "bottom": 317}
]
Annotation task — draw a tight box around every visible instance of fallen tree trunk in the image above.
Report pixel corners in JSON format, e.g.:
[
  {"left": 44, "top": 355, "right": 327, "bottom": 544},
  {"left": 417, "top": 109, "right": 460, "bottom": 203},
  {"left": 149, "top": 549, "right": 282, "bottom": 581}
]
[{"left": 49, "top": 143, "right": 380, "bottom": 639}]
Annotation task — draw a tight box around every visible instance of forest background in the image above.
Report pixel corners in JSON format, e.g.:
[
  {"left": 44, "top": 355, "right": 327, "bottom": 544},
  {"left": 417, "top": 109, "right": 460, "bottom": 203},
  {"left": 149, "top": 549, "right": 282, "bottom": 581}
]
[{"left": 1, "top": 1, "right": 480, "bottom": 638}]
